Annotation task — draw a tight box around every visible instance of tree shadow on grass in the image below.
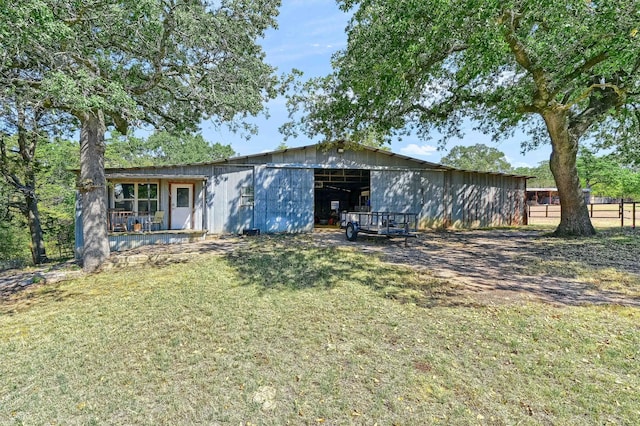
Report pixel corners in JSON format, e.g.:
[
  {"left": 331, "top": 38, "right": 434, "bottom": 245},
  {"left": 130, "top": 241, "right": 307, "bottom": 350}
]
[
  {"left": 226, "top": 236, "right": 482, "bottom": 308},
  {"left": 0, "top": 280, "right": 85, "bottom": 316}
]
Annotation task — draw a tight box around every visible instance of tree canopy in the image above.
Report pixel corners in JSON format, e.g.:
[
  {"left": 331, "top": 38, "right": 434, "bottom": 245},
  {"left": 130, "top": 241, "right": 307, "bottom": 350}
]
[
  {"left": 1, "top": 0, "right": 282, "bottom": 134},
  {"left": 576, "top": 148, "right": 640, "bottom": 199},
  {"left": 287, "top": 0, "right": 640, "bottom": 236},
  {"left": 440, "top": 144, "right": 512, "bottom": 173},
  {"left": 1, "top": 0, "right": 284, "bottom": 270},
  {"left": 105, "top": 132, "right": 235, "bottom": 168},
  {"left": 513, "top": 161, "right": 555, "bottom": 188}
]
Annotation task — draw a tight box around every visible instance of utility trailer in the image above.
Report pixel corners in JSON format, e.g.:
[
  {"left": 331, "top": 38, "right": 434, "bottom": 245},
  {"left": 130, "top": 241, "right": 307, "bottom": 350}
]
[{"left": 340, "top": 211, "right": 418, "bottom": 245}]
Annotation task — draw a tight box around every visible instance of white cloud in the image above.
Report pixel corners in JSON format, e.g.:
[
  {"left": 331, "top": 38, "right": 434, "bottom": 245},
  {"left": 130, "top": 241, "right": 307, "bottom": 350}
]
[{"left": 400, "top": 144, "right": 438, "bottom": 157}]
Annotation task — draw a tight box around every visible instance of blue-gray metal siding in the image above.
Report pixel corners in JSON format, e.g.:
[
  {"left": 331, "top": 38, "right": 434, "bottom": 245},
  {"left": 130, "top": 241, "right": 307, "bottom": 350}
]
[
  {"left": 108, "top": 231, "right": 207, "bottom": 252},
  {"left": 371, "top": 169, "right": 525, "bottom": 229},
  {"left": 254, "top": 166, "right": 314, "bottom": 233},
  {"left": 207, "top": 166, "right": 254, "bottom": 233}
]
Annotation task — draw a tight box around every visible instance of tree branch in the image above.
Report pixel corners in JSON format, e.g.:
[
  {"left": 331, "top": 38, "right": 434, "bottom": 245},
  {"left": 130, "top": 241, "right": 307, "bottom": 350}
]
[
  {"left": 516, "top": 104, "right": 542, "bottom": 114},
  {"left": 564, "top": 82, "right": 625, "bottom": 111},
  {"left": 129, "top": 3, "right": 175, "bottom": 95},
  {"left": 569, "top": 82, "right": 626, "bottom": 137},
  {"left": 500, "top": 9, "right": 551, "bottom": 105},
  {"left": 563, "top": 51, "right": 610, "bottom": 83}
]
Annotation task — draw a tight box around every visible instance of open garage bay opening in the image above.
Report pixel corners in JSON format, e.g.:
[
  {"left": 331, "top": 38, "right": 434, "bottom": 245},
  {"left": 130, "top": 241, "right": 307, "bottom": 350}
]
[{"left": 314, "top": 169, "right": 370, "bottom": 226}]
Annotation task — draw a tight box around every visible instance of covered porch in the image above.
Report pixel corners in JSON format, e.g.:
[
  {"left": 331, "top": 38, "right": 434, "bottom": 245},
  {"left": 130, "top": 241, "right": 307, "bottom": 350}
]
[
  {"left": 75, "top": 170, "right": 209, "bottom": 258},
  {"left": 105, "top": 172, "right": 208, "bottom": 252}
]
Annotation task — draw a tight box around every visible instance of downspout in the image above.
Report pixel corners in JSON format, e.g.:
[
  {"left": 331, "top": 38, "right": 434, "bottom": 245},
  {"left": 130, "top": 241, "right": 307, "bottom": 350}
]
[
  {"left": 202, "top": 177, "right": 208, "bottom": 233},
  {"left": 252, "top": 166, "right": 256, "bottom": 231},
  {"left": 523, "top": 178, "right": 528, "bottom": 226}
]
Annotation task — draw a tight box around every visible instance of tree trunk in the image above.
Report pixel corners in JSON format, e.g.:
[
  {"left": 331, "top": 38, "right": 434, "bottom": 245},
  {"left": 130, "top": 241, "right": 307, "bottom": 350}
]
[
  {"left": 0, "top": 108, "right": 48, "bottom": 264},
  {"left": 543, "top": 111, "right": 595, "bottom": 236},
  {"left": 79, "top": 111, "right": 110, "bottom": 272},
  {"left": 25, "top": 188, "right": 48, "bottom": 264}
]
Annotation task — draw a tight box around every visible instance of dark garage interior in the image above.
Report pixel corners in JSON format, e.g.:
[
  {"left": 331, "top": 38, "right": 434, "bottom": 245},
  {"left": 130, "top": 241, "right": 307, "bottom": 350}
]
[{"left": 314, "top": 169, "right": 370, "bottom": 225}]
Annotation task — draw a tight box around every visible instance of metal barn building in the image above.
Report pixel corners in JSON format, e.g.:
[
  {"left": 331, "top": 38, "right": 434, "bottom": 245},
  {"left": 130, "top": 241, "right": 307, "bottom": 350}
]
[{"left": 75, "top": 144, "right": 528, "bottom": 254}]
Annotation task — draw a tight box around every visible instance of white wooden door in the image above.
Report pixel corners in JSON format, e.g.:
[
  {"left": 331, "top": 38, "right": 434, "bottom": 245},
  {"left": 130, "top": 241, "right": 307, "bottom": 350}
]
[{"left": 171, "top": 184, "right": 193, "bottom": 230}]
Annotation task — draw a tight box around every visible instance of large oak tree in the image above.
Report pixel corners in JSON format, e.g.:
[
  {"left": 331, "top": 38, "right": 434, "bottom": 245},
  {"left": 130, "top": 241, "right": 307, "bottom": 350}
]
[
  {"left": 287, "top": 0, "right": 640, "bottom": 236},
  {"left": 1, "top": 0, "right": 283, "bottom": 271}
]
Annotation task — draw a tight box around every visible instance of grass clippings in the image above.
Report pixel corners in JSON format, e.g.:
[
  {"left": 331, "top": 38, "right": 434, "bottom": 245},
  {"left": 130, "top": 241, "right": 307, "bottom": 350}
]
[{"left": 0, "top": 234, "right": 639, "bottom": 425}]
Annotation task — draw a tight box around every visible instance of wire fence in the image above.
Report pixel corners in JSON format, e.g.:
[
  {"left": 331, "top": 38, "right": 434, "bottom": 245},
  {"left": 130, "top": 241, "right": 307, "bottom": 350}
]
[{"left": 527, "top": 202, "right": 638, "bottom": 229}]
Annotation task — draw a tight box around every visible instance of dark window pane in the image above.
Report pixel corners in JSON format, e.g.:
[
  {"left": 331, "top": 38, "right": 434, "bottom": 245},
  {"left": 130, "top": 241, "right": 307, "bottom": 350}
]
[
  {"left": 138, "top": 183, "right": 157, "bottom": 199},
  {"left": 121, "top": 184, "right": 135, "bottom": 199},
  {"left": 136, "top": 201, "right": 158, "bottom": 214},
  {"left": 138, "top": 184, "right": 149, "bottom": 199},
  {"left": 115, "top": 200, "right": 134, "bottom": 211},
  {"left": 137, "top": 201, "right": 149, "bottom": 213},
  {"left": 176, "top": 188, "right": 190, "bottom": 207}
]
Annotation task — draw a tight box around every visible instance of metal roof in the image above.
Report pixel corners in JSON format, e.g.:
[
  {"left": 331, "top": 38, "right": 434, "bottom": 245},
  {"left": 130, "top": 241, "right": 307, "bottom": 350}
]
[
  {"left": 105, "top": 173, "right": 208, "bottom": 180},
  {"left": 97, "top": 142, "right": 532, "bottom": 179}
]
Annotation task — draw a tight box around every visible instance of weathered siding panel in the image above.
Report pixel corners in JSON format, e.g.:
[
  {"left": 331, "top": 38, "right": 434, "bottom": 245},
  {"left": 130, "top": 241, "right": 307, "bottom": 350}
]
[
  {"left": 208, "top": 166, "right": 254, "bottom": 233},
  {"left": 364, "top": 170, "right": 524, "bottom": 229},
  {"left": 313, "top": 148, "right": 426, "bottom": 169},
  {"left": 419, "top": 171, "right": 446, "bottom": 228},
  {"left": 255, "top": 166, "right": 313, "bottom": 233},
  {"left": 268, "top": 146, "right": 440, "bottom": 170},
  {"left": 370, "top": 170, "right": 422, "bottom": 213},
  {"left": 445, "top": 171, "right": 526, "bottom": 228}
]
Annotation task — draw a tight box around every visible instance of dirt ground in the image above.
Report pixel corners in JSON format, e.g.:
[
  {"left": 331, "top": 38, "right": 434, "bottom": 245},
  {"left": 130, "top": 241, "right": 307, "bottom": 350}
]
[
  {"left": 312, "top": 229, "right": 640, "bottom": 307},
  {"left": 2, "top": 228, "right": 639, "bottom": 307}
]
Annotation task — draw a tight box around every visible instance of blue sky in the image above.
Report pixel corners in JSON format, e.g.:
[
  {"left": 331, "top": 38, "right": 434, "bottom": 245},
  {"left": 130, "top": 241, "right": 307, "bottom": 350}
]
[{"left": 202, "top": 0, "right": 551, "bottom": 168}]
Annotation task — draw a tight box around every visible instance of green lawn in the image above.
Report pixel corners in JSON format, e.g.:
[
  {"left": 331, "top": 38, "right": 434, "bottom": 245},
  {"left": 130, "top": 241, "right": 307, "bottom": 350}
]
[{"left": 1, "top": 237, "right": 639, "bottom": 424}]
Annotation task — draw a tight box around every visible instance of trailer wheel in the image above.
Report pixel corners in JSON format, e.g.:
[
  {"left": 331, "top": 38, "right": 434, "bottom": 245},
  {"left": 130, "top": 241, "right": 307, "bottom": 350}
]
[{"left": 346, "top": 223, "right": 358, "bottom": 241}]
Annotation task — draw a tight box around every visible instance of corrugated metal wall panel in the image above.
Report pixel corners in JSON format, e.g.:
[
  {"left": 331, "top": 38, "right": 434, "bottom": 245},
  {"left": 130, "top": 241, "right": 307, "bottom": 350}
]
[
  {"left": 108, "top": 231, "right": 207, "bottom": 252},
  {"left": 313, "top": 148, "right": 419, "bottom": 169},
  {"left": 255, "top": 167, "right": 314, "bottom": 233},
  {"left": 370, "top": 170, "right": 423, "bottom": 213},
  {"left": 420, "top": 171, "right": 446, "bottom": 228},
  {"left": 445, "top": 171, "right": 526, "bottom": 228},
  {"left": 371, "top": 169, "right": 524, "bottom": 230},
  {"left": 208, "top": 166, "right": 254, "bottom": 234}
]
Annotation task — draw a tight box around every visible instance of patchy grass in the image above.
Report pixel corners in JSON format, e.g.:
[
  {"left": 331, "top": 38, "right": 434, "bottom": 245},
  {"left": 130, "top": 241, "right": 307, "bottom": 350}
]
[
  {"left": 1, "top": 236, "right": 639, "bottom": 425},
  {"left": 517, "top": 228, "right": 640, "bottom": 297}
]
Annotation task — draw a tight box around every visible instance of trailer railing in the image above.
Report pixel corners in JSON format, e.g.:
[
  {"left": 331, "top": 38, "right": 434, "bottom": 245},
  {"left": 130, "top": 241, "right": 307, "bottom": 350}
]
[{"left": 340, "top": 211, "right": 418, "bottom": 245}]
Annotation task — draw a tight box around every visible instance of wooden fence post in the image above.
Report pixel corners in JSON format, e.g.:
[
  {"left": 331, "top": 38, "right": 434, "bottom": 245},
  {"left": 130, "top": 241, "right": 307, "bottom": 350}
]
[
  {"left": 590, "top": 203, "right": 593, "bottom": 218},
  {"left": 621, "top": 200, "right": 624, "bottom": 228},
  {"left": 633, "top": 202, "right": 636, "bottom": 230}
]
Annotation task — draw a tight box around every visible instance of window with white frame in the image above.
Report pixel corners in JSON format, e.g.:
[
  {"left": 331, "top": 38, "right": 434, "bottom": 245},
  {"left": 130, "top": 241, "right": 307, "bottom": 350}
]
[
  {"left": 240, "top": 185, "right": 254, "bottom": 207},
  {"left": 112, "top": 182, "right": 159, "bottom": 214}
]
